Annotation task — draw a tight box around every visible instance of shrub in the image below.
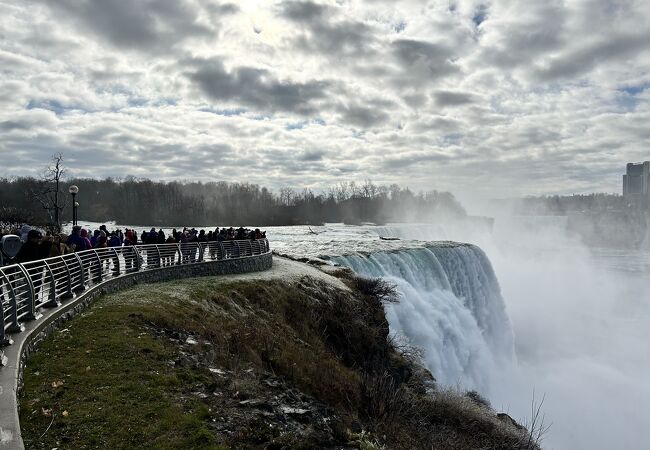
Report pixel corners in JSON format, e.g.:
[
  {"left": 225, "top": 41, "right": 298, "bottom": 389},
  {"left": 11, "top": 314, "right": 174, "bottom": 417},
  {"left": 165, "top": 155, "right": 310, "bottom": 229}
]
[{"left": 350, "top": 276, "right": 399, "bottom": 304}]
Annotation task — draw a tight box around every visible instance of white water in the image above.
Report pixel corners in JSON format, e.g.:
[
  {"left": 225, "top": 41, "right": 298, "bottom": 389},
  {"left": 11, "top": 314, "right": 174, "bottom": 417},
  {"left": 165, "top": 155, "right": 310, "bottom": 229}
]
[{"left": 334, "top": 245, "right": 514, "bottom": 393}]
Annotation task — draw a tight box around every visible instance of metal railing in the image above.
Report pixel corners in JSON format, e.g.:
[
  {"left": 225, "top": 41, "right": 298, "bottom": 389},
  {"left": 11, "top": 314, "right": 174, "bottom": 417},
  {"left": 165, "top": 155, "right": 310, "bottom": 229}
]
[{"left": 0, "top": 239, "right": 269, "bottom": 344}]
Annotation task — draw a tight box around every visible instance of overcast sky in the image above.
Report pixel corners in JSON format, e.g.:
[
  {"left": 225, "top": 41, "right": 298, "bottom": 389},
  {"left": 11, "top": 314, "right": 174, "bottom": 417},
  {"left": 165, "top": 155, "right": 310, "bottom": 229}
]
[{"left": 1, "top": 0, "right": 649, "bottom": 197}]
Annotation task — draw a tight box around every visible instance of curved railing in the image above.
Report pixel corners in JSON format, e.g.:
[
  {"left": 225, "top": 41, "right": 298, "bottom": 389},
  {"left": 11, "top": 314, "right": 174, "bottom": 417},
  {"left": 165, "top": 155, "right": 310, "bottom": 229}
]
[{"left": 0, "top": 239, "right": 270, "bottom": 345}]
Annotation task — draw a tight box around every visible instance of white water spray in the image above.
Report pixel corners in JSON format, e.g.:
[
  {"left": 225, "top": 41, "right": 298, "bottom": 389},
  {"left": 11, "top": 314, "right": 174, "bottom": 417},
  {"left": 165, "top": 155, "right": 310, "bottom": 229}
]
[{"left": 334, "top": 244, "right": 514, "bottom": 394}]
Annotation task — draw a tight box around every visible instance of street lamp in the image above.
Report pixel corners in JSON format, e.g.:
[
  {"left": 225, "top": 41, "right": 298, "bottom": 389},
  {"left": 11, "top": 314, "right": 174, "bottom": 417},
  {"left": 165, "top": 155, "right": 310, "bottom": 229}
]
[{"left": 68, "top": 185, "right": 79, "bottom": 226}]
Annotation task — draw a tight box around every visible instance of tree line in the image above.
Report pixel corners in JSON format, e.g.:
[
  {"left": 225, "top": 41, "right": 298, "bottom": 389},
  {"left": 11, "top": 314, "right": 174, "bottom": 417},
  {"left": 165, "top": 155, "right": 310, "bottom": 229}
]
[{"left": 0, "top": 175, "right": 466, "bottom": 230}]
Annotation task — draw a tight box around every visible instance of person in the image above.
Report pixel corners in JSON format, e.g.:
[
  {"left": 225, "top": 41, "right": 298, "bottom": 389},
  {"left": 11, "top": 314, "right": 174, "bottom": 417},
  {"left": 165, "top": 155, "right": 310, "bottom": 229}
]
[
  {"left": 164, "top": 234, "right": 177, "bottom": 265},
  {"left": 16, "top": 230, "right": 42, "bottom": 263},
  {"left": 89, "top": 230, "right": 97, "bottom": 248},
  {"left": 96, "top": 230, "right": 108, "bottom": 248},
  {"left": 123, "top": 232, "right": 137, "bottom": 272},
  {"left": 19, "top": 224, "right": 31, "bottom": 243},
  {"left": 67, "top": 226, "right": 88, "bottom": 252},
  {"left": 79, "top": 229, "right": 92, "bottom": 250},
  {"left": 145, "top": 228, "right": 159, "bottom": 267},
  {"left": 108, "top": 232, "right": 121, "bottom": 247},
  {"left": 15, "top": 230, "right": 50, "bottom": 301},
  {"left": 107, "top": 233, "right": 121, "bottom": 275}
]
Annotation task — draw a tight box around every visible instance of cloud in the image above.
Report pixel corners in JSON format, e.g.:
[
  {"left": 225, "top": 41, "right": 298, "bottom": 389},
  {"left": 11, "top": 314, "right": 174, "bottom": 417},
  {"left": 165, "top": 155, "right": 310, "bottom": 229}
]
[
  {"left": 278, "top": 0, "right": 377, "bottom": 59},
  {"left": 31, "top": 0, "right": 216, "bottom": 53},
  {"left": 390, "top": 39, "right": 460, "bottom": 87},
  {"left": 186, "top": 58, "right": 330, "bottom": 115},
  {"left": 533, "top": 32, "right": 650, "bottom": 82},
  {"left": 339, "top": 104, "right": 391, "bottom": 128},
  {"left": 433, "top": 90, "right": 477, "bottom": 107}
]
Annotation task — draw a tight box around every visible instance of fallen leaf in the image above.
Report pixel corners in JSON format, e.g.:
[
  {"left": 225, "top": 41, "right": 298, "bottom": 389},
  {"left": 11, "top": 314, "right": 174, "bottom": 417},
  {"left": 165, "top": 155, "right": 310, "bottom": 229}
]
[
  {"left": 62, "top": 410, "right": 69, "bottom": 417},
  {"left": 51, "top": 380, "right": 64, "bottom": 389},
  {"left": 41, "top": 407, "right": 52, "bottom": 417},
  {"left": 85, "top": 366, "right": 91, "bottom": 371}
]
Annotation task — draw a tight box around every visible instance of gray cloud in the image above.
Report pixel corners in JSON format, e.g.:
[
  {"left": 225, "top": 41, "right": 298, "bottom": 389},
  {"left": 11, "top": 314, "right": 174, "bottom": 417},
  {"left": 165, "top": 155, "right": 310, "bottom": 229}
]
[
  {"left": 391, "top": 39, "right": 459, "bottom": 86},
  {"left": 433, "top": 91, "right": 476, "bottom": 107},
  {"left": 339, "top": 104, "right": 391, "bottom": 128},
  {"left": 33, "top": 0, "right": 216, "bottom": 52},
  {"left": 280, "top": 0, "right": 327, "bottom": 22},
  {"left": 534, "top": 32, "right": 650, "bottom": 81},
  {"left": 186, "top": 59, "right": 330, "bottom": 115},
  {"left": 278, "top": 0, "right": 377, "bottom": 59}
]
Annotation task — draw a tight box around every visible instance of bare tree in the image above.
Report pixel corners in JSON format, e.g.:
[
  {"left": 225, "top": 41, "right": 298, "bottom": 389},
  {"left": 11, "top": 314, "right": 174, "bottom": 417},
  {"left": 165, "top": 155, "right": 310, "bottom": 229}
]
[
  {"left": 31, "top": 153, "right": 67, "bottom": 232},
  {"left": 279, "top": 187, "right": 296, "bottom": 206}
]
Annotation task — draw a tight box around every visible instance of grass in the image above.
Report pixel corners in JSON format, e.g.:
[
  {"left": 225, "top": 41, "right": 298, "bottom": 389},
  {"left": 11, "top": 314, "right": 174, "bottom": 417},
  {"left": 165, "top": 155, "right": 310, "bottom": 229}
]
[
  {"left": 19, "top": 301, "right": 223, "bottom": 449},
  {"left": 19, "top": 274, "right": 540, "bottom": 449}
]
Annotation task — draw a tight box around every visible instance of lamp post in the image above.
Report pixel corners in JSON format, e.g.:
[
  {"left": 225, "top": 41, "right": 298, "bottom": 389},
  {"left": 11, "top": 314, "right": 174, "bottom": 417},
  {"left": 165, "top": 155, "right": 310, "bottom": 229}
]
[{"left": 68, "top": 185, "right": 79, "bottom": 226}]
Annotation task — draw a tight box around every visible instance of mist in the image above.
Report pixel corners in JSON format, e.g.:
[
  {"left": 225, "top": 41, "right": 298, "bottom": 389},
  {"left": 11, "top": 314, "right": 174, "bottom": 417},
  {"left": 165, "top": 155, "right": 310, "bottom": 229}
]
[{"left": 449, "top": 207, "right": 649, "bottom": 449}]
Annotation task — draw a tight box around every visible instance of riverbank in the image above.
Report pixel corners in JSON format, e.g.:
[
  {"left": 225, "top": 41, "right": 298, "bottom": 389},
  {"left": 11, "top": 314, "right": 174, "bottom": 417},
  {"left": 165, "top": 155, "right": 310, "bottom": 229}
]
[{"left": 18, "top": 258, "right": 538, "bottom": 449}]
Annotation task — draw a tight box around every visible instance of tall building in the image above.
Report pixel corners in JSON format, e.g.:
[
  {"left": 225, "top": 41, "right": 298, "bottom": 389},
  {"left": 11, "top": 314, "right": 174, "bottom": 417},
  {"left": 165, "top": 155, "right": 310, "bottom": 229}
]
[{"left": 623, "top": 161, "right": 650, "bottom": 197}]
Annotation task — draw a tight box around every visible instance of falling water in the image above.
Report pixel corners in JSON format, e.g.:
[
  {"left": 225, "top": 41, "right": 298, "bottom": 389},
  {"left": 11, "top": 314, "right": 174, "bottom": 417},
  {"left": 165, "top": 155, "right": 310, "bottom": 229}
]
[{"left": 333, "top": 243, "right": 514, "bottom": 393}]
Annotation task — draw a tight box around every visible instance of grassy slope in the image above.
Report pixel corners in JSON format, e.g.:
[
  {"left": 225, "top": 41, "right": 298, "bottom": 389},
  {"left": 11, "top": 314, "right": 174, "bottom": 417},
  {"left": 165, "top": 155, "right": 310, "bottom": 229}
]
[{"left": 19, "top": 275, "right": 538, "bottom": 450}]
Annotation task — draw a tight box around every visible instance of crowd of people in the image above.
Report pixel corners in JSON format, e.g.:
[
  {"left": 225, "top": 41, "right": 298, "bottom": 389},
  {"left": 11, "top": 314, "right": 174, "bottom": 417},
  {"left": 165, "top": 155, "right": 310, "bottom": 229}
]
[{"left": 0, "top": 223, "right": 267, "bottom": 265}]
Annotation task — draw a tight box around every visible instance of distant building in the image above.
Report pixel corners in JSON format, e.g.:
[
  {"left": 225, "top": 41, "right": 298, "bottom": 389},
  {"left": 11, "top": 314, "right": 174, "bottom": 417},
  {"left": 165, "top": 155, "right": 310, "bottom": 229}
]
[{"left": 623, "top": 161, "right": 650, "bottom": 198}]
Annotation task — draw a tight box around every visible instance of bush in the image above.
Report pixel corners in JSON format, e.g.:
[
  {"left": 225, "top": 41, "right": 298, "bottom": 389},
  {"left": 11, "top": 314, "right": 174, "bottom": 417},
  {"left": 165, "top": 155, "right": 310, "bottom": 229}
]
[{"left": 351, "top": 276, "right": 399, "bottom": 304}]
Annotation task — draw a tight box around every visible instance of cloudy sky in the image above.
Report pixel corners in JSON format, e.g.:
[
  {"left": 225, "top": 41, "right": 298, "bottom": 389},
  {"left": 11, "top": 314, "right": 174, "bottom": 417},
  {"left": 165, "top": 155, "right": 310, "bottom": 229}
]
[{"left": 1, "top": 0, "right": 649, "bottom": 198}]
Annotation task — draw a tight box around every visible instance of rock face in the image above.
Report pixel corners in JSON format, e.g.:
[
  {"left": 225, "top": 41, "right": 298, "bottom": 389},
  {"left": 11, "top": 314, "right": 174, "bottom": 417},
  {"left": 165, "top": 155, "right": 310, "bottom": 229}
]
[{"left": 17, "top": 261, "right": 539, "bottom": 450}]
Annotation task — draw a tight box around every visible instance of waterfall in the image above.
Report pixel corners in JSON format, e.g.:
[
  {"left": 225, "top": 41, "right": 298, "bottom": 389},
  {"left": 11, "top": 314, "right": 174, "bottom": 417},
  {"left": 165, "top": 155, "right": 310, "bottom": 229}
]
[{"left": 333, "top": 243, "right": 514, "bottom": 393}]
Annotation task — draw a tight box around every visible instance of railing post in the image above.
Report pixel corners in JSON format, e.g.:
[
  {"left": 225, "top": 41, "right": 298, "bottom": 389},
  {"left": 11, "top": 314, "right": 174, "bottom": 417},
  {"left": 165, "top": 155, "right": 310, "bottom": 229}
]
[
  {"left": 60, "top": 257, "right": 74, "bottom": 299},
  {"left": 92, "top": 250, "right": 103, "bottom": 282},
  {"left": 176, "top": 243, "right": 182, "bottom": 265},
  {"left": 111, "top": 248, "right": 121, "bottom": 276},
  {"left": 198, "top": 243, "right": 204, "bottom": 262},
  {"left": 155, "top": 245, "right": 162, "bottom": 268},
  {"left": 0, "top": 270, "right": 21, "bottom": 336},
  {"left": 0, "top": 282, "right": 7, "bottom": 344},
  {"left": 17, "top": 264, "right": 40, "bottom": 321},
  {"left": 74, "top": 252, "right": 86, "bottom": 291},
  {"left": 133, "top": 246, "right": 142, "bottom": 271},
  {"left": 0, "top": 295, "right": 10, "bottom": 345},
  {"left": 43, "top": 261, "right": 59, "bottom": 308}
]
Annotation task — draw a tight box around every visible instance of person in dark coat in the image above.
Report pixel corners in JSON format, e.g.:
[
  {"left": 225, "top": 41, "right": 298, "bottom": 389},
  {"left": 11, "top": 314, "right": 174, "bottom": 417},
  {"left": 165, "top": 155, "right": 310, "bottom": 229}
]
[
  {"left": 16, "top": 230, "right": 42, "bottom": 263},
  {"left": 67, "top": 226, "right": 88, "bottom": 252}
]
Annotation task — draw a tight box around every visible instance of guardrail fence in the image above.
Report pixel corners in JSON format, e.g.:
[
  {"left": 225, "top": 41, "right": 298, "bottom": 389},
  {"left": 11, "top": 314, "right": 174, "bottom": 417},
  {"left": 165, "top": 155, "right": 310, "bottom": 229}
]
[{"left": 0, "top": 239, "right": 269, "bottom": 345}]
